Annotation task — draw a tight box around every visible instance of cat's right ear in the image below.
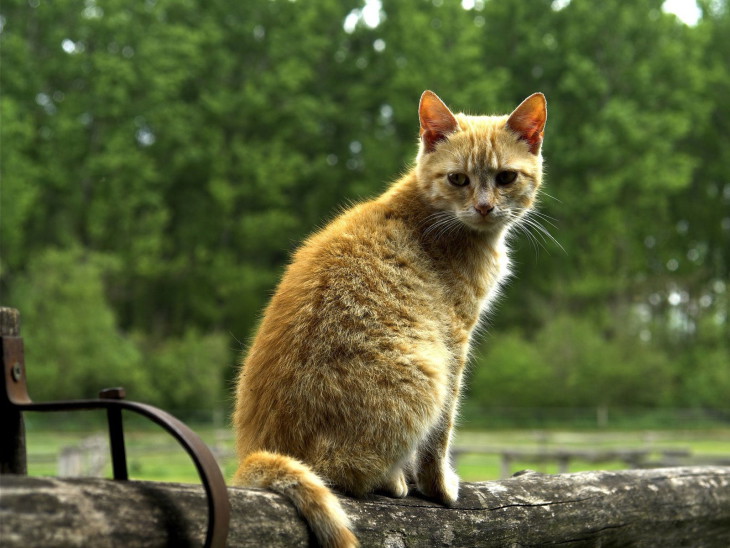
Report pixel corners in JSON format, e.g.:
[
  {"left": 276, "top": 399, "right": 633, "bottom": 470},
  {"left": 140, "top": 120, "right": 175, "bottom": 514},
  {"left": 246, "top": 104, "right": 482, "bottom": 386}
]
[
  {"left": 419, "top": 91, "right": 458, "bottom": 153},
  {"left": 506, "top": 93, "right": 547, "bottom": 155}
]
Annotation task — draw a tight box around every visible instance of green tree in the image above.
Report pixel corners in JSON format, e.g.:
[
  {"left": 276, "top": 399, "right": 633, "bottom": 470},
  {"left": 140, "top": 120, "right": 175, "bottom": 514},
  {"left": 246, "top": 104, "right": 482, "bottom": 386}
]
[
  {"left": 132, "top": 328, "right": 231, "bottom": 413},
  {"left": 470, "top": 316, "right": 674, "bottom": 411},
  {"left": 535, "top": 316, "right": 674, "bottom": 408},
  {"left": 8, "top": 247, "right": 150, "bottom": 402},
  {"left": 469, "top": 331, "right": 556, "bottom": 408},
  {"left": 1, "top": 0, "right": 727, "bottom": 413}
]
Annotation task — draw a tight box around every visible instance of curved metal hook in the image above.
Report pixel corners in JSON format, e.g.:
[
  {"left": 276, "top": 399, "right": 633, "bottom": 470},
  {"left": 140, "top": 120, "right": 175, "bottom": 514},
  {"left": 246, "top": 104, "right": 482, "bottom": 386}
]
[{"left": 2, "top": 335, "right": 230, "bottom": 548}]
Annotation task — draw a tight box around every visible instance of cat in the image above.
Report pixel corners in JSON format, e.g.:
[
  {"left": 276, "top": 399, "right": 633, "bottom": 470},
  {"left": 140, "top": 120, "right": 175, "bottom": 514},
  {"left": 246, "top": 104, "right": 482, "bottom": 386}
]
[{"left": 232, "top": 90, "right": 547, "bottom": 548}]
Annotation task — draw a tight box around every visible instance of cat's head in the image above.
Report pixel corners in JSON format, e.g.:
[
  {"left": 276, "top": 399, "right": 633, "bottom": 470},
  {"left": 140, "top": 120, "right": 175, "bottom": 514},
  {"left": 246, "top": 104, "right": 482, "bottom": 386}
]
[{"left": 415, "top": 90, "right": 546, "bottom": 235}]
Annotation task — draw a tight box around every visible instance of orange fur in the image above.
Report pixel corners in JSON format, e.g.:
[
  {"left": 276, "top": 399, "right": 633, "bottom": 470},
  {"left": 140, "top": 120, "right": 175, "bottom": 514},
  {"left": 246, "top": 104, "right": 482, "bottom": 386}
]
[{"left": 232, "top": 91, "right": 547, "bottom": 547}]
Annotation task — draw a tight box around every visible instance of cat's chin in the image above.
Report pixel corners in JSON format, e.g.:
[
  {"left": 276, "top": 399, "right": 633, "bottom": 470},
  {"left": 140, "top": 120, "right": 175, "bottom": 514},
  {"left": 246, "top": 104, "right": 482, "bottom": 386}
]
[{"left": 457, "top": 213, "right": 506, "bottom": 235}]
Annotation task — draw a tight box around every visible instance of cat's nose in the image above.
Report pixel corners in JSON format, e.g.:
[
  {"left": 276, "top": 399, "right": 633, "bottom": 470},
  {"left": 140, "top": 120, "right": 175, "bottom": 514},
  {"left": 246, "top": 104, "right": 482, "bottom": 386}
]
[{"left": 474, "top": 202, "right": 494, "bottom": 216}]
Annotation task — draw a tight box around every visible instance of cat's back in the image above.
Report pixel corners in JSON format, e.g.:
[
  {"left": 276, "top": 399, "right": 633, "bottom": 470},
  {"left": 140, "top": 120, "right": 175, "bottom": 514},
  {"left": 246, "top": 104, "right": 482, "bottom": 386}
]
[{"left": 260, "top": 193, "right": 441, "bottom": 345}]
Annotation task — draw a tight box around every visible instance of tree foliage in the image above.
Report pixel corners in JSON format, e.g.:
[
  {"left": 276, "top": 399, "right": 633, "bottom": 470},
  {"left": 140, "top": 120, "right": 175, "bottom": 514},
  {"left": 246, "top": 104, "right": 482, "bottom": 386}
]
[{"left": 1, "top": 0, "right": 728, "bottom": 414}]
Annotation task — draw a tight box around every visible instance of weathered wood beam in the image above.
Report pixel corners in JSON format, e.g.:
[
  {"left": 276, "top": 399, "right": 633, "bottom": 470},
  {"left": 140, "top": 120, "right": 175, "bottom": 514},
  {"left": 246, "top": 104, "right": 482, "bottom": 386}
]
[
  {"left": 1, "top": 466, "right": 728, "bottom": 547},
  {"left": 1, "top": 307, "right": 26, "bottom": 475},
  {"left": 0, "top": 307, "right": 20, "bottom": 337}
]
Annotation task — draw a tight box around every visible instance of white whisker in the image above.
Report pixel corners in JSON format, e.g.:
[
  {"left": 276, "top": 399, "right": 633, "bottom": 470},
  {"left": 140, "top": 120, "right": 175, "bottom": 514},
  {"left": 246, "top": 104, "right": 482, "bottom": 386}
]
[
  {"left": 540, "top": 191, "right": 562, "bottom": 203},
  {"left": 508, "top": 208, "right": 566, "bottom": 255},
  {"left": 510, "top": 219, "right": 543, "bottom": 257},
  {"left": 421, "top": 210, "right": 465, "bottom": 242},
  {"left": 523, "top": 218, "right": 565, "bottom": 254},
  {"left": 528, "top": 210, "right": 559, "bottom": 229}
]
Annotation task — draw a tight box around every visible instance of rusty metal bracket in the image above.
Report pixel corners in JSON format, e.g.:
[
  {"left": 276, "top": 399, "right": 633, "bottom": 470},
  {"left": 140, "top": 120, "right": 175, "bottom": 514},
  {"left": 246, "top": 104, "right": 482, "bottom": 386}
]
[{"left": 1, "top": 328, "right": 230, "bottom": 548}]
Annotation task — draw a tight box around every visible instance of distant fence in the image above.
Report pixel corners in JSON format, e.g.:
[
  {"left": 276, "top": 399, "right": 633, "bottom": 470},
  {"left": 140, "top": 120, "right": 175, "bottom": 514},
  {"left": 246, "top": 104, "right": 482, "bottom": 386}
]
[
  {"left": 58, "top": 434, "right": 107, "bottom": 477},
  {"left": 26, "top": 432, "right": 234, "bottom": 478},
  {"left": 24, "top": 430, "right": 730, "bottom": 482},
  {"left": 450, "top": 445, "right": 730, "bottom": 478}
]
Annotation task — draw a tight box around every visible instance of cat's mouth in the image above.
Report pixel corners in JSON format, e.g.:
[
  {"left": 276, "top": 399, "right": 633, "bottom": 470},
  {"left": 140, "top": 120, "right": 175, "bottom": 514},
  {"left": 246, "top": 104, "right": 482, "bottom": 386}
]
[{"left": 458, "top": 207, "right": 508, "bottom": 232}]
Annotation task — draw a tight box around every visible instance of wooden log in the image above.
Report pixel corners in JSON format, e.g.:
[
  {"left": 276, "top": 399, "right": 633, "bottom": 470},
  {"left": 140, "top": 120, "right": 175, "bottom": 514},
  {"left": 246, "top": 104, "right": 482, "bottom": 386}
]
[
  {"left": 0, "top": 307, "right": 20, "bottom": 336},
  {"left": 0, "top": 306, "right": 26, "bottom": 474},
  {"left": 1, "top": 466, "right": 729, "bottom": 547}
]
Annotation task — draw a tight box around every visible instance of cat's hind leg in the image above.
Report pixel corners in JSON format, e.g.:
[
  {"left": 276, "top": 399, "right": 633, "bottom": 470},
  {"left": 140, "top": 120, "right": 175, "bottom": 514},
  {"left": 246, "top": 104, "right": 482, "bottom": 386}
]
[{"left": 415, "top": 448, "right": 460, "bottom": 505}]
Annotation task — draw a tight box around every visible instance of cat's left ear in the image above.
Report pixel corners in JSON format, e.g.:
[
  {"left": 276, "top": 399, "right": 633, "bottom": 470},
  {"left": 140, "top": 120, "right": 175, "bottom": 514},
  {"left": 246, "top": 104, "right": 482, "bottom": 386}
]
[
  {"left": 419, "top": 90, "right": 458, "bottom": 153},
  {"left": 506, "top": 93, "right": 547, "bottom": 155}
]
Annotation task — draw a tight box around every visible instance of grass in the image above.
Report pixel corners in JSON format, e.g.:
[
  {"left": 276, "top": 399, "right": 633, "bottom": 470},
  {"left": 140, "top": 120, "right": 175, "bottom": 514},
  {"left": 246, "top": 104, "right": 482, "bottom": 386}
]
[
  {"left": 454, "top": 429, "right": 730, "bottom": 480},
  {"left": 21, "top": 415, "right": 730, "bottom": 484},
  {"left": 23, "top": 412, "right": 238, "bottom": 483}
]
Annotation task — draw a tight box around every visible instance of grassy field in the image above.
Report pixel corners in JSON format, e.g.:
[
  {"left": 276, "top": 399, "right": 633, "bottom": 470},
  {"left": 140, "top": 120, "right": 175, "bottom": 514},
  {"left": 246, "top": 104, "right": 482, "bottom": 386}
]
[
  {"left": 454, "top": 429, "right": 730, "bottom": 480},
  {"left": 21, "top": 415, "right": 730, "bottom": 484}
]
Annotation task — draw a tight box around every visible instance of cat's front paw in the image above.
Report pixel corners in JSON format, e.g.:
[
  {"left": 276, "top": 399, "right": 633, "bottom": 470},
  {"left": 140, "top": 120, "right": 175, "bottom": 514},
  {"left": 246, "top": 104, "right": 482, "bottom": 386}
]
[
  {"left": 417, "top": 464, "right": 459, "bottom": 506},
  {"left": 378, "top": 470, "right": 409, "bottom": 499}
]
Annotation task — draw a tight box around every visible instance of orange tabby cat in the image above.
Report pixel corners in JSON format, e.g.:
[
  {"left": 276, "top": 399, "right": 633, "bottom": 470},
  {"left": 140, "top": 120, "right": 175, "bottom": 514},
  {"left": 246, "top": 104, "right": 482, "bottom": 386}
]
[{"left": 232, "top": 90, "right": 547, "bottom": 548}]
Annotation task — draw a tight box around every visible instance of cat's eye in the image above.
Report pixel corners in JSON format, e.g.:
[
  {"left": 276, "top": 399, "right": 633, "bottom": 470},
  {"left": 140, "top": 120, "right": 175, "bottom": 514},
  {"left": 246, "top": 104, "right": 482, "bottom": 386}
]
[
  {"left": 447, "top": 173, "right": 470, "bottom": 187},
  {"left": 496, "top": 171, "right": 518, "bottom": 185}
]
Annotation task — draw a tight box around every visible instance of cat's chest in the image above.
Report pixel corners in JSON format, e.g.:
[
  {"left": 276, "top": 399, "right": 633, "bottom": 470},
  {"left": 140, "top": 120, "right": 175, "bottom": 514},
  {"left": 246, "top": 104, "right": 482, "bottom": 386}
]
[
  {"left": 478, "top": 247, "right": 511, "bottom": 312},
  {"left": 442, "top": 242, "right": 510, "bottom": 329}
]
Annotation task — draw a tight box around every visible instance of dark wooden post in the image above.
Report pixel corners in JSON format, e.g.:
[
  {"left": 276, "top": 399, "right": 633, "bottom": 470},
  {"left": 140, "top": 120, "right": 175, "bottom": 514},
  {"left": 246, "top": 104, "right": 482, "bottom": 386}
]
[{"left": 0, "top": 307, "right": 27, "bottom": 474}]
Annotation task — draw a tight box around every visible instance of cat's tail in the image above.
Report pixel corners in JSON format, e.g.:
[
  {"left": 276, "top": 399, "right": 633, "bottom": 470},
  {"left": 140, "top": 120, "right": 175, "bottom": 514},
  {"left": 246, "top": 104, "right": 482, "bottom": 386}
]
[{"left": 233, "top": 450, "right": 359, "bottom": 548}]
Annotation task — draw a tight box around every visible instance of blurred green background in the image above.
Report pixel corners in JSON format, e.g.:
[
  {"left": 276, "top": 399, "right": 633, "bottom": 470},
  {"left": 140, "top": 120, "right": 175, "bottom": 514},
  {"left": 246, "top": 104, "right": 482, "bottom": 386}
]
[{"left": 1, "top": 0, "right": 728, "bottom": 435}]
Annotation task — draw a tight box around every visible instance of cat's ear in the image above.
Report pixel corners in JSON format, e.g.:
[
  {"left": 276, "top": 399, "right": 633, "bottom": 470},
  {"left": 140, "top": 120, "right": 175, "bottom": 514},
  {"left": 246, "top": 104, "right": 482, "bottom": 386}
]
[
  {"left": 419, "top": 90, "right": 458, "bottom": 153},
  {"left": 506, "top": 93, "right": 547, "bottom": 155}
]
